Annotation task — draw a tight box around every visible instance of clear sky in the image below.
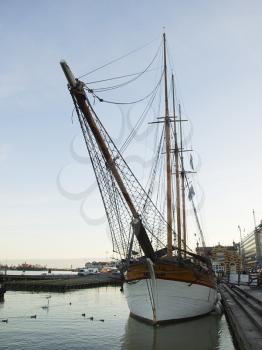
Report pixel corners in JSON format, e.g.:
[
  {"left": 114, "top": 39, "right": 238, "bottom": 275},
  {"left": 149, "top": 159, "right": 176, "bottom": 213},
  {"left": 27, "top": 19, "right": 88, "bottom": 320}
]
[{"left": 0, "top": 0, "right": 262, "bottom": 265}]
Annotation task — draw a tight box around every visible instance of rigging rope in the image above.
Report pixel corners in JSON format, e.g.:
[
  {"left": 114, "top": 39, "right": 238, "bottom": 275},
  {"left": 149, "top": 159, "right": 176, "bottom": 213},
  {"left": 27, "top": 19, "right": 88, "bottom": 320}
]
[
  {"left": 81, "top": 94, "right": 168, "bottom": 252},
  {"left": 77, "top": 38, "right": 158, "bottom": 79},
  {"left": 84, "top": 68, "right": 159, "bottom": 85},
  {"left": 144, "top": 128, "right": 164, "bottom": 206},
  {"left": 90, "top": 43, "right": 162, "bottom": 93},
  {"left": 119, "top": 71, "right": 163, "bottom": 154},
  {"left": 84, "top": 70, "right": 163, "bottom": 105},
  {"left": 69, "top": 36, "right": 189, "bottom": 257}
]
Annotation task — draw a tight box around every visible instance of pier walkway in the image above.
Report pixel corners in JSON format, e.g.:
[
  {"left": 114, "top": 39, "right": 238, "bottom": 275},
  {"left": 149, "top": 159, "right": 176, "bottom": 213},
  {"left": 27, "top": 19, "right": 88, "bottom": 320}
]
[{"left": 219, "top": 283, "right": 262, "bottom": 350}]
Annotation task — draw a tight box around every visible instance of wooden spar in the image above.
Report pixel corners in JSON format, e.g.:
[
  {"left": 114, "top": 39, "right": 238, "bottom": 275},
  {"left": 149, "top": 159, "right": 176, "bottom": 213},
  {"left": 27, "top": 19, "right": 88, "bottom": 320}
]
[
  {"left": 163, "top": 33, "right": 173, "bottom": 257},
  {"left": 178, "top": 104, "right": 187, "bottom": 257},
  {"left": 60, "top": 60, "right": 156, "bottom": 261},
  {"left": 171, "top": 75, "right": 182, "bottom": 256}
]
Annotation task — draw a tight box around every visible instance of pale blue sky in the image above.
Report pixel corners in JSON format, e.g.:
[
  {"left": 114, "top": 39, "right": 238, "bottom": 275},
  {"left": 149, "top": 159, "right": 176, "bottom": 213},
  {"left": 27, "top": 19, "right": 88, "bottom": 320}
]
[{"left": 0, "top": 0, "right": 262, "bottom": 263}]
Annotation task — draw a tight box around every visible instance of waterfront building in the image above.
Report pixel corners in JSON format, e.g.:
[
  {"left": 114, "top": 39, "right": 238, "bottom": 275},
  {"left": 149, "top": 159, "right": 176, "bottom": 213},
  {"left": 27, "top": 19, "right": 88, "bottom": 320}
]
[
  {"left": 85, "top": 261, "right": 107, "bottom": 270},
  {"left": 84, "top": 261, "right": 118, "bottom": 271},
  {"left": 241, "top": 220, "right": 262, "bottom": 270},
  {"left": 197, "top": 243, "right": 241, "bottom": 273}
]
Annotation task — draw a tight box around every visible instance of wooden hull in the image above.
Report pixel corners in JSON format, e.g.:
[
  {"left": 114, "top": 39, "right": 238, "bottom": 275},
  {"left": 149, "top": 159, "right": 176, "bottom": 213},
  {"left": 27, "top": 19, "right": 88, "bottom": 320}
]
[{"left": 123, "top": 260, "right": 217, "bottom": 324}]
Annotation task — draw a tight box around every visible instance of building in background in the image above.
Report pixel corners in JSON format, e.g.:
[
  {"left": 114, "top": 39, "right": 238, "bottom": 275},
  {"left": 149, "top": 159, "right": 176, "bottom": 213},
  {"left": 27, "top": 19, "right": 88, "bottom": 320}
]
[
  {"left": 241, "top": 220, "right": 262, "bottom": 270},
  {"left": 197, "top": 243, "right": 241, "bottom": 273}
]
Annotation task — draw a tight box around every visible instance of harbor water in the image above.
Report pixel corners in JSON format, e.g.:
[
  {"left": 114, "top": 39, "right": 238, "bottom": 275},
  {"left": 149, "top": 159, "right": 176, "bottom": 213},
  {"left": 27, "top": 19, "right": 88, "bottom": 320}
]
[{"left": 0, "top": 287, "right": 235, "bottom": 350}]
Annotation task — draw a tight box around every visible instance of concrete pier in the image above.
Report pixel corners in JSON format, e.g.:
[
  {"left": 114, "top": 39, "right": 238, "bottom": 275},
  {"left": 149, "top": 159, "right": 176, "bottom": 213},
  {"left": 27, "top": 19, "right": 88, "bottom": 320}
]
[
  {"left": 219, "top": 283, "right": 262, "bottom": 350},
  {"left": 0, "top": 274, "right": 122, "bottom": 292}
]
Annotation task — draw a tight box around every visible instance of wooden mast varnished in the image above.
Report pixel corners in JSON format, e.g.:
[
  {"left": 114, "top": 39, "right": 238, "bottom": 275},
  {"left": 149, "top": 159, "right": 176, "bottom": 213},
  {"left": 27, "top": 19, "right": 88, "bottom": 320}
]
[
  {"left": 179, "top": 104, "right": 187, "bottom": 257},
  {"left": 60, "top": 60, "right": 155, "bottom": 261},
  {"left": 163, "top": 33, "right": 173, "bottom": 257},
  {"left": 171, "top": 74, "right": 182, "bottom": 256}
]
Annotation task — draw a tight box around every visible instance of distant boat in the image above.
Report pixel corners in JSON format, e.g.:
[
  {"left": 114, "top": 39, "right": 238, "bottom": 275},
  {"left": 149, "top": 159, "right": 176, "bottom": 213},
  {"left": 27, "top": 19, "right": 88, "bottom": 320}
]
[
  {"left": 60, "top": 33, "right": 218, "bottom": 324},
  {"left": 78, "top": 268, "right": 99, "bottom": 276}
]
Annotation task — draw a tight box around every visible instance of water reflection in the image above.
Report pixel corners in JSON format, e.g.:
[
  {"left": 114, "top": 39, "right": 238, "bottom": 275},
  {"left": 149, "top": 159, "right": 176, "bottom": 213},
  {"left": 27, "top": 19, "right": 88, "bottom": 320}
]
[{"left": 121, "top": 314, "right": 220, "bottom": 350}]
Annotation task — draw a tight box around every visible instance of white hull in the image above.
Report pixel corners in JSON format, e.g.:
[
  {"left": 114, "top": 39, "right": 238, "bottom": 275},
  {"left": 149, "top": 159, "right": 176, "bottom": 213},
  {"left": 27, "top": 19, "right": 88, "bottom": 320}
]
[{"left": 123, "top": 278, "right": 217, "bottom": 323}]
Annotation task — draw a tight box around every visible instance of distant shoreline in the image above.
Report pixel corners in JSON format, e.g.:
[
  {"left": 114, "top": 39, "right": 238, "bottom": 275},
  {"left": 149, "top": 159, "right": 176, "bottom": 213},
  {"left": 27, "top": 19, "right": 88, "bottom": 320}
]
[{"left": 0, "top": 258, "right": 111, "bottom": 269}]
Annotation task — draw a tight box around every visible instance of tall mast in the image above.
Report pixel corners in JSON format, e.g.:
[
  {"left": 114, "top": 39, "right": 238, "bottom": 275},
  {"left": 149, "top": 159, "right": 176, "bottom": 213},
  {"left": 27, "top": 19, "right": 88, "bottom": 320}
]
[
  {"left": 171, "top": 75, "right": 182, "bottom": 256},
  {"left": 60, "top": 60, "right": 156, "bottom": 261},
  {"left": 179, "top": 104, "right": 187, "bottom": 257},
  {"left": 163, "top": 33, "right": 173, "bottom": 257}
]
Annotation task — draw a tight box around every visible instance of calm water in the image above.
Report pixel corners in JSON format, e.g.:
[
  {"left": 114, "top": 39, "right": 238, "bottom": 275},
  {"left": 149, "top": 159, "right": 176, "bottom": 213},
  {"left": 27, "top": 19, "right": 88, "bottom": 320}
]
[{"left": 0, "top": 287, "right": 235, "bottom": 350}]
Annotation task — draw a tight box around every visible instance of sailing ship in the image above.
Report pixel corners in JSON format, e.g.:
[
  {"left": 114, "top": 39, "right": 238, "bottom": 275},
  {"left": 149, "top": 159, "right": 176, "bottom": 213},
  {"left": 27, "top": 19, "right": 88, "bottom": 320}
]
[{"left": 60, "top": 33, "right": 218, "bottom": 324}]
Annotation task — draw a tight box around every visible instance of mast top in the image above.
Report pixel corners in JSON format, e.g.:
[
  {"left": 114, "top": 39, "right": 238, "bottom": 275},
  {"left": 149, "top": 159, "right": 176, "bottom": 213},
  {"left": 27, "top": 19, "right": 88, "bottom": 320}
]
[{"left": 60, "top": 60, "right": 77, "bottom": 88}]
